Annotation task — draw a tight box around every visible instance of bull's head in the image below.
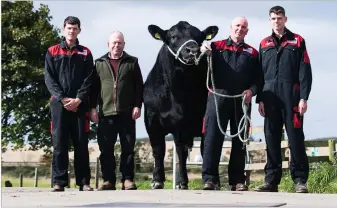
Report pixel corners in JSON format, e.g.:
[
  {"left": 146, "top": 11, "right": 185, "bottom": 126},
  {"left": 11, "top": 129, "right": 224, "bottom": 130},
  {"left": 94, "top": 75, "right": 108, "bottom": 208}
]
[{"left": 148, "top": 21, "right": 218, "bottom": 65}]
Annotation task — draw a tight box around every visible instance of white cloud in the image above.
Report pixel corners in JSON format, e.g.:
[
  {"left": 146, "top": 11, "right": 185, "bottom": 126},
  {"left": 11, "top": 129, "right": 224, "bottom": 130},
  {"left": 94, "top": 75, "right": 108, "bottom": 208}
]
[{"left": 35, "top": 1, "right": 337, "bottom": 139}]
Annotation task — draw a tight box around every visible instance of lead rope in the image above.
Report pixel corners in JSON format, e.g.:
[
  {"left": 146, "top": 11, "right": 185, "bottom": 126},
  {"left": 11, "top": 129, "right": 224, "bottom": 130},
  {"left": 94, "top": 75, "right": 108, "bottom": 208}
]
[{"left": 196, "top": 51, "right": 252, "bottom": 163}]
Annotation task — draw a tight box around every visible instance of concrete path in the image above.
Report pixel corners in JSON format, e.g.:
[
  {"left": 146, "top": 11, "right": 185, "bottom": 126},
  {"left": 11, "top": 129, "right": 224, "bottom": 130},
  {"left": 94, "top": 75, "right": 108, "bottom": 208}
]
[{"left": 2, "top": 188, "right": 337, "bottom": 208}]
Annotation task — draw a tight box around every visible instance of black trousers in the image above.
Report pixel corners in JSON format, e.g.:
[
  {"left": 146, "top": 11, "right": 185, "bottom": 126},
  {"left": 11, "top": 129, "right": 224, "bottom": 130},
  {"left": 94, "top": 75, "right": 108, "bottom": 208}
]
[
  {"left": 50, "top": 98, "right": 91, "bottom": 187},
  {"left": 97, "top": 112, "right": 136, "bottom": 184},
  {"left": 202, "top": 95, "right": 250, "bottom": 186},
  {"left": 263, "top": 91, "right": 309, "bottom": 185}
]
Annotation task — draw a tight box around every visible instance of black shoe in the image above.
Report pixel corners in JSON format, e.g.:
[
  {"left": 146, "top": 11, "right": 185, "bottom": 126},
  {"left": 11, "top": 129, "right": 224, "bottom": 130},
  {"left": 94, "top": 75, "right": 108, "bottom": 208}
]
[
  {"left": 52, "top": 184, "right": 65, "bottom": 192},
  {"left": 79, "top": 184, "right": 94, "bottom": 191},
  {"left": 295, "top": 182, "right": 308, "bottom": 193},
  {"left": 235, "top": 183, "right": 249, "bottom": 191},
  {"left": 122, "top": 180, "right": 137, "bottom": 190},
  {"left": 253, "top": 183, "right": 278, "bottom": 192},
  {"left": 151, "top": 181, "right": 164, "bottom": 189},
  {"left": 98, "top": 181, "right": 116, "bottom": 191},
  {"left": 203, "top": 181, "right": 220, "bottom": 190},
  {"left": 176, "top": 183, "right": 188, "bottom": 190}
]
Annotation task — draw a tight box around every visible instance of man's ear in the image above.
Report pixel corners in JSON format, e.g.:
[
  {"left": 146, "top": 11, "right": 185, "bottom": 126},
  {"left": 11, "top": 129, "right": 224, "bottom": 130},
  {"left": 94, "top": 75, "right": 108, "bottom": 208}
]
[
  {"left": 202, "top": 26, "right": 219, "bottom": 41},
  {"left": 148, "top": 25, "right": 167, "bottom": 42}
]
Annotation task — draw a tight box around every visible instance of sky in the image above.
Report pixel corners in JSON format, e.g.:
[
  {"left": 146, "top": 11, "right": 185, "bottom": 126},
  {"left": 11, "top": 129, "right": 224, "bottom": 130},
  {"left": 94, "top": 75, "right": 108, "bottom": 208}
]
[{"left": 34, "top": 1, "right": 337, "bottom": 141}]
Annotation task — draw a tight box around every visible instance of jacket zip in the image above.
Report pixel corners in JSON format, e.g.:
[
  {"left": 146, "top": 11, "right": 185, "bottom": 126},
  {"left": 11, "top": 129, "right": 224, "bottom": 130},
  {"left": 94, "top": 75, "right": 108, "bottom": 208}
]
[
  {"left": 115, "top": 60, "right": 122, "bottom": 112},
  {"left": 67, "top": 46, "right": 76, "bottom": 97},
  {"left": 66, "top": 49, "right": 72, "bottom": 96},
  {"left": 104, "top": 59, "right": 118, "bottom": 113}
]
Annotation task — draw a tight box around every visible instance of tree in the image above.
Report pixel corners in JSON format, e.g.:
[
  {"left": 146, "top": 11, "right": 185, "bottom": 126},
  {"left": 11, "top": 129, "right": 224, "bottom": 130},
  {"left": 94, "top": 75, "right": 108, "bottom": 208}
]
[{"left": 1, "top": 1, "right": 62, "bottom": 151}]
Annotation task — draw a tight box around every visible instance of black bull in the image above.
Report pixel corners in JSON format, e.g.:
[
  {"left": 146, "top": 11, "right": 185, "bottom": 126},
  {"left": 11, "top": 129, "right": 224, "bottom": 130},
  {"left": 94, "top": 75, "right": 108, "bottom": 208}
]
[{"left": 143, "top": 21, "right": 219, "bottom": 189}]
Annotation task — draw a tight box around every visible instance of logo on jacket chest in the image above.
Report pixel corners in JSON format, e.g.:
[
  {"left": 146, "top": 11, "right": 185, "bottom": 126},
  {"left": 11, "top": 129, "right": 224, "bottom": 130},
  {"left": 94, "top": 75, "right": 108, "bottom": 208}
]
[{"left": 77, "top": 50, "right": 88, "bottom": 56}]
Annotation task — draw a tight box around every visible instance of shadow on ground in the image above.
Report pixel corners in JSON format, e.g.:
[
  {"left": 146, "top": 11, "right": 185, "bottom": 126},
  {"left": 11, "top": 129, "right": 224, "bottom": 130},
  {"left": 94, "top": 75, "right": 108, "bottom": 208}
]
[{"left": 67, "top": 202, "right": 287, "bottom": 207}]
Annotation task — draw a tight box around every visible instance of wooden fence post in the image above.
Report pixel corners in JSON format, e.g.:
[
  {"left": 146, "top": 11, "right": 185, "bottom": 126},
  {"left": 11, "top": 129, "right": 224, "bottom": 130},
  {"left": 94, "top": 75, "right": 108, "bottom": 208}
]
[
  {"left": 19, "top": 174, "right": 23, "bottom": 187},
  {"left": 95, "top": 157, "right": 99, "bottom": 189},
  {"left": 67, "top": 171, "right": 71, "bottom": 188},
  {"left": 34, "top": 167, "right": 38, "bottom": 187},
  {"left": 281, "top": 127, "right": 286, "bottom": 162},
  {"left": 328, "top": 139, "right": 336, "bottom": 162},
  {"left": 50, "top": 163, "right": 53, "bottom": 188}
]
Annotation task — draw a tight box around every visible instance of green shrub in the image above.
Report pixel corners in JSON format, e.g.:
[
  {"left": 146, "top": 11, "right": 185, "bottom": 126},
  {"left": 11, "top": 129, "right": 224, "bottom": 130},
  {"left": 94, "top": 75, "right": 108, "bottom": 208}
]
[
  {"left": 250, "top": 161, "right": 337, "bottom": 193},
  {"left": 307, "top": 162, "right": 337, "bottom": 193}
]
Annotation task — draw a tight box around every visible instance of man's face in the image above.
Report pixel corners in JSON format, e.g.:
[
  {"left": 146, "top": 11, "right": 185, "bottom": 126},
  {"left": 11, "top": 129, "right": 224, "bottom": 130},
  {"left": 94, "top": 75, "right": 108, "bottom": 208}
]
[
  {"left": 63, "top": 23, "right": 80, "bottom": 41},
  {"left": 108, "top": 33, "right": 125, "bottom": 56},
  {"left": 230, "top": 18, "right": 248, "bottom": 41},
  {"left": 269, "top": 13, "right": 287, "bottom": 31}
]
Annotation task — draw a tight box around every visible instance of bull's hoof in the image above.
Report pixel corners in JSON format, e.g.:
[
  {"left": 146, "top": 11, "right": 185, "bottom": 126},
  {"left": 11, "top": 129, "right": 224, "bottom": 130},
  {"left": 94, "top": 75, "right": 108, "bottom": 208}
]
[
  {"left": 176, "top": 183, "right": 189, "bottom": 190},
  {"left": 151, "top": 181, "right": 164, "bottom": 190}
]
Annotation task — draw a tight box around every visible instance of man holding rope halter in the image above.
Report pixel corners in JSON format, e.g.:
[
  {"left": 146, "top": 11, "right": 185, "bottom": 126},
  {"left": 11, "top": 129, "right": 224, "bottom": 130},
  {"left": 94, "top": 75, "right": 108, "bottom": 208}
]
[{"left": 200, "top": 16, "right": 263, "bottom": 191}]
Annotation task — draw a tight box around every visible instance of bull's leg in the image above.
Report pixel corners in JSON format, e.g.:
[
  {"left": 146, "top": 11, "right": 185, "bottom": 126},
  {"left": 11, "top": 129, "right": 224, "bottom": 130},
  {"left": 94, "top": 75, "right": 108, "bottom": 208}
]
[
  {"left": 144, "top": 108, "right": 166, "bottom": 189},
  {"left": 173, "top": 132, "right": 192, "bottom": 190}
]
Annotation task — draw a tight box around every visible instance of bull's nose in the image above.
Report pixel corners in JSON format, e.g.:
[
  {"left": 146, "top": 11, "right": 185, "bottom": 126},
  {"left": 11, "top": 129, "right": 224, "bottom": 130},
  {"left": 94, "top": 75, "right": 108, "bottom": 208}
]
[{"left": 185, "top": 46, "right": 199, "bottom": 55}]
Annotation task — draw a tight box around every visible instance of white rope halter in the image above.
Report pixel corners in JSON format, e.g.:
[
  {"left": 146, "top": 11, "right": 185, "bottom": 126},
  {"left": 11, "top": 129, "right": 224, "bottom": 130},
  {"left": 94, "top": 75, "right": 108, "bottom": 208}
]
[{"left": 166, "top": 39, "right": 199, "bottom": 65}]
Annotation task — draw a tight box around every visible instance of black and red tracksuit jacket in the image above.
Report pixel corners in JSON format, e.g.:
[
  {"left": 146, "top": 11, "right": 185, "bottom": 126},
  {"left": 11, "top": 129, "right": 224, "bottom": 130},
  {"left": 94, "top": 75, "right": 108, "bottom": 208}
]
[
  {"left": 256, "top": 28, "right": 313, "bottom": 105},
  {"left": 209, "top": 37, "right": 262, "bottom": 96},
  {"left": 201, "top": 37, "right": 263, "bottom": 134},
  {"left": 44, "top": 38, "right": 94, "bottom": 104}
]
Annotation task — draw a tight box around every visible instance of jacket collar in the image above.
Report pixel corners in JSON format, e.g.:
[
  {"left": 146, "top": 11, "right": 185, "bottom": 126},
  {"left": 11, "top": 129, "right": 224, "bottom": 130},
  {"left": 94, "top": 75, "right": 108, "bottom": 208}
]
[
  {"left": 271, "top": 27, "right": 295, "bottom": 41},
  {"left": 60, "top": 37, "right": 83, "bottom": 51},
  {"left": 99, "top": 51, "right": 130, "bottom": 61},
  {"left": 226, "top": 36, "right": 245, "bottom": 46}
]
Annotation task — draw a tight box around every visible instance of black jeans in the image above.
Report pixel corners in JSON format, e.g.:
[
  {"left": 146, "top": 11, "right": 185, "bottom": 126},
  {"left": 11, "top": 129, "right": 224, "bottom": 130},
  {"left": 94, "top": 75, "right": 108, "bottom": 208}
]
[
  {"left": 97, "top": 112, "right": 136, "bottom": 184},
  {"left": 263, "top": 91, "right": 309, "bottom": 185},
  {"left": 202, "top": 96, "right": 249, "bottom": 186},
  {"left": 50, "top": 98, "right": 91, "bottom": 187}
]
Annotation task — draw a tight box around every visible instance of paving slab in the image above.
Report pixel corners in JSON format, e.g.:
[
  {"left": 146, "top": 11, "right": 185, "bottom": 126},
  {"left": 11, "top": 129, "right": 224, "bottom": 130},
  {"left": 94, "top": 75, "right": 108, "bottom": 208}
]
[{"left": 2, "top": 188, "right": 337, "bottom": 208}]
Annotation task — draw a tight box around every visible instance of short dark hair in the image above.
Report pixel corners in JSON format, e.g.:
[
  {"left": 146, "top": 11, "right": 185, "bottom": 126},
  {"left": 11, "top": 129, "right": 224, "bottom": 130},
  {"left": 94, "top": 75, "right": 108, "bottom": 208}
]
[
  {"left": 63, "top": 16, "right": 81, "bottom": 28},
  {"left": 269, "top": 6, "right": 286, "bottom": 16}
]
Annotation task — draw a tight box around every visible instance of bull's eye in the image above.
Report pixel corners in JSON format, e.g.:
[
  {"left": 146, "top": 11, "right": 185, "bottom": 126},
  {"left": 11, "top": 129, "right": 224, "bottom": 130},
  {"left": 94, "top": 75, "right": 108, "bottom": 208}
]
[{"left": 171, "top": 35, "right": 177, "bottom": 40}]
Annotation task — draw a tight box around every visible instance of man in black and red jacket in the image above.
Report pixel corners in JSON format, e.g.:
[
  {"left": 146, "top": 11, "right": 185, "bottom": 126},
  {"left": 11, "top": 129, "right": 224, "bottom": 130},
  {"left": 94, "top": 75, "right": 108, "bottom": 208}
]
[
  {"left": 254, "top": 6, "right": 313, "bottom": 193},
  {"left": 201, "top": 17, "right": 263, "bottom": 191},
  {"left": 44, "top": 16, "right": 94, "bottom": 192}
]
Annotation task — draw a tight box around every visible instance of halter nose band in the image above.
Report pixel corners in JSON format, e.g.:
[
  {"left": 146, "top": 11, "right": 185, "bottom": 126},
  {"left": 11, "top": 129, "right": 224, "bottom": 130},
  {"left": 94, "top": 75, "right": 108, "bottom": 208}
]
[{"left": 167, "top": 39, "right": 199, "bottom": 65}]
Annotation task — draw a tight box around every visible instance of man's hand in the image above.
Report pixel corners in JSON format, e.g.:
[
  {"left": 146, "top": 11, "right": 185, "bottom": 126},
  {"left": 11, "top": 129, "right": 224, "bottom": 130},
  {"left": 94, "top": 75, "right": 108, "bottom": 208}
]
[
  {"left": 242, "top": 89, "right": 253, "bottom": 104},
  {"left": 200, "top": 43, "right": 211, "bottom": 55},
  {"left": 298, "top": 99, "right": 308, "bottom": 116},
  {"left": 90, "top": 108, "right": 99, "bottom": 123},
  {"left": 70, "top": 107, "right": 78, "bottom": 112},
  {"left": 61, "top": 97, "right": 71, "bottom": 105},
  {"left": 64, "top": 98, "right": 82, "bottom": 111},
  {"left": 258, "top": 101, "right": 265, "bottom": 117},
  {"left": 132, "top": 107, "right": 141, "bottom": 120}
]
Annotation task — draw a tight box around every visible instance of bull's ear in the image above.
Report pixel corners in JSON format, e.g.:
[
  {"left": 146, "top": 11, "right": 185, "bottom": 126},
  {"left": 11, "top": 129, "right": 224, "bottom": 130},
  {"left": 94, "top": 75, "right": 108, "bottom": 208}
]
[
  {"left": 202, "top": 26, "right": 219, "bottom": 41},
  {"left": 148, "top": 25, "right": 166, "bottom": 41}
]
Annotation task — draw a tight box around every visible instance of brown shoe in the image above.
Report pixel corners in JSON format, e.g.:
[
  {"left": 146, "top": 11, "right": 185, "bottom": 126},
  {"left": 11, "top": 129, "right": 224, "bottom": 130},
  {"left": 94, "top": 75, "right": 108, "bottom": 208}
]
[
  {"left": 98, "top": 181, "right": 116, "bottom": 191},
  {"left": 79, "top": 184, "right": 94, "bottom": 191},
  {"left": 52, "top": 184, "right": 65, "bottom": 192},
  {"left": 122, "top": 180, "right": 137, "bottom": 190},
  {"left": 235, "top": 183, "right": 249, "bottom": 191}
]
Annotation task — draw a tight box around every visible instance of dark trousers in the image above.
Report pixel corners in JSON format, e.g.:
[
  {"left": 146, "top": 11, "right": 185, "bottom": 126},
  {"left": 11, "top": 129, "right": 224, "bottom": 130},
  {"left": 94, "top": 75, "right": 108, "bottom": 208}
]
[
  {"left": 50, "top": 98, "right": 91, "bottom": 187},
  {"left": 202, "top": 96, "right": 249, "bottom": 186},
  {"left": 263, "top": 92, "right": 309, "bottom": 185},
  {"left": 97, "top": 112, "right": 136, "bottom": 184}
]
